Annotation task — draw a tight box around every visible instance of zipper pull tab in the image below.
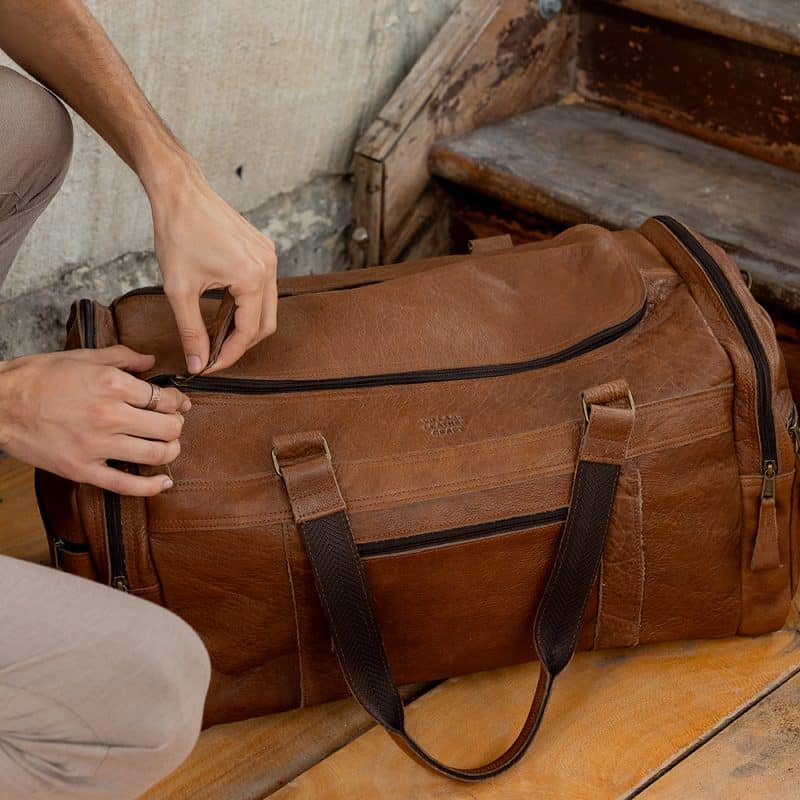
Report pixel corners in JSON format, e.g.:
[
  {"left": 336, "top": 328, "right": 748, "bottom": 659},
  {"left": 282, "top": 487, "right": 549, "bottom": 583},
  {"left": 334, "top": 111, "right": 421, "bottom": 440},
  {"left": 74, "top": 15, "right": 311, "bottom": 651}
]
[
  {"left": 751, "top": 461, "right": 780, "bottom": 571},
  {"left": 788, "top": 406, "right": 800, "bottom": 459}
]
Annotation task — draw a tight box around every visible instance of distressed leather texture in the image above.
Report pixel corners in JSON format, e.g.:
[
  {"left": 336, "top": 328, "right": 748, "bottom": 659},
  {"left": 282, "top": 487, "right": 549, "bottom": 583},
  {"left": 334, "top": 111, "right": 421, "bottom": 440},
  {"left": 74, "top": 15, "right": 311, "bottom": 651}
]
[{"left": 37, "top": 219, "right": 800, "bottom": 737}]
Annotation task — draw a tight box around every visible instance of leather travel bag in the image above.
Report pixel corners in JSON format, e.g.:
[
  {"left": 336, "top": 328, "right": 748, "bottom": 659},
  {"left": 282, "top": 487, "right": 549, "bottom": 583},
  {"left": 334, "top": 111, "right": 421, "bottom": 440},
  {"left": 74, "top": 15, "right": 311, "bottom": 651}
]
[{"left": 37, "top": 216, "right": 800, "bottom": 780}]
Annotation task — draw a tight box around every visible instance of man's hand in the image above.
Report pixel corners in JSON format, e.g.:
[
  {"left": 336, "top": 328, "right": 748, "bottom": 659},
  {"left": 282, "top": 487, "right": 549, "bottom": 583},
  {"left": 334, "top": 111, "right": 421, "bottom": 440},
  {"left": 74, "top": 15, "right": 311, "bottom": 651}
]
[
  {"left": 148, "top": 158, "right": 278, "bottom": 375},
  {"left": 0, "top": 1, "right": 280, "bottom": 377},
  {"left": 0, "top": 346, "right": 190, "bottom": 496}
]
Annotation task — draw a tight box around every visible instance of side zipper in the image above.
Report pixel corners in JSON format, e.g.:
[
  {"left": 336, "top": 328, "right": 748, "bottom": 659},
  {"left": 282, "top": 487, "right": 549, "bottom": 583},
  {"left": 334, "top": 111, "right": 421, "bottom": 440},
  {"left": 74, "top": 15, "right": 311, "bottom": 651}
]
[
  {"left": 654, "top": 216, "right": 780, "bottom": 570},
  {"left": 79, "top": 298, "right": 129, "bottom": 591}
]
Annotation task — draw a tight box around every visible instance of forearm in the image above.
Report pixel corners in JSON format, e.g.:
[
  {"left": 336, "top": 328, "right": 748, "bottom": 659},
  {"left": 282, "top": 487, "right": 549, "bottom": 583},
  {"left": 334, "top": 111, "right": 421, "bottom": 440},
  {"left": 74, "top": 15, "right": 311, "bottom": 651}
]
[{"left": 0, "top": 0, "right": 190, "bottom": 192}]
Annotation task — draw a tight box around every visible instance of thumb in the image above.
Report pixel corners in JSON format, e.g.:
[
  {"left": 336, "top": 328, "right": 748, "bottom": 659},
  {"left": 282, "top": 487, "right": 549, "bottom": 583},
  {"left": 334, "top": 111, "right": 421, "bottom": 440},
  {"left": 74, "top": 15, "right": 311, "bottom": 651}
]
[
  {"left": 86, "top": 345, "right": 156, "bottom": 372},
  {"left": 167, "top": 288, "right": 210, "bottom": 375}
]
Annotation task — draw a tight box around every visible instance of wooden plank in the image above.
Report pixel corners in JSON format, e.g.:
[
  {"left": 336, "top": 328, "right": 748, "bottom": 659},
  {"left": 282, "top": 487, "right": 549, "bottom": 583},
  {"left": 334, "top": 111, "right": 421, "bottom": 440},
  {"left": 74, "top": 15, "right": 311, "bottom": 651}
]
[
  {"left": 637, "top": 672, "right": 800, "bottom": 798},
  {"left": 353, "top": 0, "right": 577, "bottom": 264},
  {"left": 577, "top": 1, "right": 800, "bottom": 173},
  {"left": 603, "top": 0, "right": 800, "bottom": 58},
  {"left": 0, "top": 456, "right": 48, "bottom": 564},
  {"left": 430, "top": 103, "right": 800, "bottom": 313},
  {"left": 349, "top": 154, "right": 383, "bottom": 268},
  {"left": 357, "top": 0, "right": 502, "bottom": 162},
  {"left": 269, "top": 609, "right": 800, "bottom": 798},
  {"left": 140, "top": 686, "right": 428, "bottom": 800},
  {"left": 381, "top": 0, "right": 575, "bottom": 253}
]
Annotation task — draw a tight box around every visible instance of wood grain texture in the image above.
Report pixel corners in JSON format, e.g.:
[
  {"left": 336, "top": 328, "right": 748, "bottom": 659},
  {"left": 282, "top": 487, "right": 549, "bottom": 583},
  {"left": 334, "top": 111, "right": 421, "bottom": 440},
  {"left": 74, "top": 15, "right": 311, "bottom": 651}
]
[
  {"left": 578, "top": 1, "right": 800, "bottom": 173},
  {"left": 430, "top": 102, "right": 800, "bottom": 312},
  {"left": 269, "top": 613, "right": 800, "bottom": 799},
  {"left": 638, "top": 671, "right": 800, "bottom": 799},
  {"left": 0, "top": 456, "right": 48, "bottom": 563},
  {"left": 140, "top": 686, "right": 427, "bottom": 800},
  {"left": 354, "top": 0, "right": 576, "bottom": 264},
  {"left": 602, "top": 0, "right": 800, "bottom": 58}
]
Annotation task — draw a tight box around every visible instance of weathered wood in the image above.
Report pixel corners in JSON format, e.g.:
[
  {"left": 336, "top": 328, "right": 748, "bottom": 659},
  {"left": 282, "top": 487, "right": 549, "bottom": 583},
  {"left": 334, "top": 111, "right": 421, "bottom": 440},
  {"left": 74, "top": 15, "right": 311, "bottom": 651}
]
[
  {"left": 430, "top": 102, "right": 800, "bottom": 313},
  {"left": 637, "top": 671, "right": 800, "bottom": 799},
  {"left": 447, "top": 183, "right": 563, "bottom": 251},
  {"left": 350, "top": 154, "right": 383, "bottom": 268},
  {"left": 141, "top": 686, "right": 428, "bottom": 800},
  {"left": 353, "top": 0, "right": 577, "bottom": 265},
  {"left": 0, "top": 456, "right": 48, "bottom": 564},
  {"left": 578, "top": 1, "right": 800, "bottom": 173},
  {"left": 270, "top": 613, "right": 800, "bottom": 798},
  {"left": 602, "top": 0, "right": 800, "bottom": 58}
]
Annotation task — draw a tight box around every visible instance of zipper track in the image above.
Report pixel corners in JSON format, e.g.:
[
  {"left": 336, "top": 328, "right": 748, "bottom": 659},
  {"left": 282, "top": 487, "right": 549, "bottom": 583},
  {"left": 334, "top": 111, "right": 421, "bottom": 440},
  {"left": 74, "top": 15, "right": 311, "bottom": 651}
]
[
  {"left": 116, "top": 278, "right": 384, "bottom": 304},
  {"left": 79, "top": 298, "right": 129, "bottom": 590},
  {"left": 357, "top": 508, "right": 568, "bottom": 558},
  {"left": 654, "top": 216, "right": 777, "bottom": 469},
  {"left": 152, "top": 302, "right": 647, "bottom": 394}
]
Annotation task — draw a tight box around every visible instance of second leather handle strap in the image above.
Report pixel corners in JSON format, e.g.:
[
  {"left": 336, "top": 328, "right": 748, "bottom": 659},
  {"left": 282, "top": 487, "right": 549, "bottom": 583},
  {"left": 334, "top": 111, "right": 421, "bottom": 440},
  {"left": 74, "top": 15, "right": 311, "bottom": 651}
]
[{"left": 273, "top": 381, "right": 635, "bottom": 781}]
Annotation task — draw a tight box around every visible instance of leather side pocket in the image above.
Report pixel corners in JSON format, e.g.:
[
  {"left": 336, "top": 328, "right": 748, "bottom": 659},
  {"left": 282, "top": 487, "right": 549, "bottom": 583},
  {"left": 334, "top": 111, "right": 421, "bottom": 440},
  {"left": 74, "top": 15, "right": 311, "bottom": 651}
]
[
  {"left": 740, "top": 472, "right": 794, "bottom": 635},
  {"left": 57, "top": 549, "right": 97, "bottom": 580},
  {"left": 594, "top": 464, "right": 644, "bottom": 649}
]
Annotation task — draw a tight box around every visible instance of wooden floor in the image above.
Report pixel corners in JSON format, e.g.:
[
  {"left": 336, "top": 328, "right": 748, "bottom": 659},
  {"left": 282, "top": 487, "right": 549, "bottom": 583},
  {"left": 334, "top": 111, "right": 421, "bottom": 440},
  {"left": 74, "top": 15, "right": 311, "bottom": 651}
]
[{"left": 2, "top": 455, "right": 799, "bottom": 799}]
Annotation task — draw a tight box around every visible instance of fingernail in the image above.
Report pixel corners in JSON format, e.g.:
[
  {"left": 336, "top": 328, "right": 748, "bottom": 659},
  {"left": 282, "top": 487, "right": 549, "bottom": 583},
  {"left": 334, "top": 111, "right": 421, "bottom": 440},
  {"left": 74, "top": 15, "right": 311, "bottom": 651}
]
[
  {"left": 187, "top": 355, "right": 203, "bottom": 374},
  {"left": 180, "top": 398, "right": 192, "bottom": 412},
  {"left": 162, "top": 477, "right": 174, "bottom": 490}
]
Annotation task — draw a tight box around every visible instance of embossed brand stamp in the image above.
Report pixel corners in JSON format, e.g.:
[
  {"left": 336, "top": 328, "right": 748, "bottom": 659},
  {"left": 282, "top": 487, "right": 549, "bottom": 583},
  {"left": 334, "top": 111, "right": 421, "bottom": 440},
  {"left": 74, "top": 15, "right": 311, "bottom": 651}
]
[{"left": 421, "top": 414, "right": 465, "bottom": 436}]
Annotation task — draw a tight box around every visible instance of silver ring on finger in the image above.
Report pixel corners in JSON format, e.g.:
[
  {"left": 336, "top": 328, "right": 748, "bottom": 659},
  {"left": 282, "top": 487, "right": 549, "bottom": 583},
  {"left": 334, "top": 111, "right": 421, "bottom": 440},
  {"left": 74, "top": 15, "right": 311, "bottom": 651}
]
[{"left": 144, "top": 383, "right": 161, "bottom": 411}]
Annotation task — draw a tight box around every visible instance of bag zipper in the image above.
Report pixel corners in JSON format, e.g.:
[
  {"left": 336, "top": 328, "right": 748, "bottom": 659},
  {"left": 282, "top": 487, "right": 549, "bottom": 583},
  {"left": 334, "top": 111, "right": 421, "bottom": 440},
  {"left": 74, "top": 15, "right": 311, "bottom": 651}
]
[
  {"left": 78, "top": 298, "right": 130, "bottom": 591},
  {"left": 150, "top": 302, "right": 647, "bottom": 394},
  {"left": 115, "top": 278, "right": 384, "bottom": 304},
  {"left": 654, "top": 217, "right": 778, "bottom": 489},
  {"left": 357, "top": 508, "right": 568, "bottom": 558}
]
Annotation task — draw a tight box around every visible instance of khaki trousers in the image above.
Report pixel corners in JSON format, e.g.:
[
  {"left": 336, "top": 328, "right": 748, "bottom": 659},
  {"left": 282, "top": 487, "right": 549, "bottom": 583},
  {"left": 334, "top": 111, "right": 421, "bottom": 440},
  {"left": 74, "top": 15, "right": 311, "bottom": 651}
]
[{"left": 0, "top": 66, "right": 211, "bottom": 799}]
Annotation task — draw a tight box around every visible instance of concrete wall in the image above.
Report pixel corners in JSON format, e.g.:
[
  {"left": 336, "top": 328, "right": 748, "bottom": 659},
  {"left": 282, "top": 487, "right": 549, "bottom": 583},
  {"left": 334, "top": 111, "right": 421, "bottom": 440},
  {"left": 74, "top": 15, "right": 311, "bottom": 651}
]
[{"left": 0, "top": 0, "right": 458, "bottom": 358}]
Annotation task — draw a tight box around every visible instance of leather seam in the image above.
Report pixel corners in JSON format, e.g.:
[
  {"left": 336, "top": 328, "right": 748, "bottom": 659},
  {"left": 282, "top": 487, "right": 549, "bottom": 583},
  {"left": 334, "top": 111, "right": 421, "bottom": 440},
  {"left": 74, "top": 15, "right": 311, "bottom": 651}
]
[{"left": 282, "top": 523, "right": 305, "bottom": 708}]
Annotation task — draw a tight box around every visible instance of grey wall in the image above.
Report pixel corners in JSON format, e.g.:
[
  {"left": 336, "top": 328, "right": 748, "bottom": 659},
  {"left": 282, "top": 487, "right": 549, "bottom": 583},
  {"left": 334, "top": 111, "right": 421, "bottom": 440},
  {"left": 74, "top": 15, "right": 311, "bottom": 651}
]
[{"left": 0, "top": 0, "right": 458, "bottom": 358}]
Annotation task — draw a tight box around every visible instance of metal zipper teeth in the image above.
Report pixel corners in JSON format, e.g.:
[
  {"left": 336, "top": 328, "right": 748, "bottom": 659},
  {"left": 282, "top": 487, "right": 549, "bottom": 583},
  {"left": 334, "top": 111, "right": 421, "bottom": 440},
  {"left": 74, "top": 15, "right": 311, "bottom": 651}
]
[
  {"left": 152, "top": 302, "right": 647, "bottom": 394},
  {"left": 654, "top": 216, "right": 777, "bottom": 468},
  {"left": 78, "top": 298, "right": 95, "bottom": 348},
  {"left": 357, "top": 508, "right": 569, "bottom": 558},
  {"left": 115, "top": 278, "right": 384, "bottom": 304},
  {"left": 103, "top": 488, "right": 128, "bottom": 591},
  {"left": 79, "top": 298, "right": 129, "bottom": 590}
]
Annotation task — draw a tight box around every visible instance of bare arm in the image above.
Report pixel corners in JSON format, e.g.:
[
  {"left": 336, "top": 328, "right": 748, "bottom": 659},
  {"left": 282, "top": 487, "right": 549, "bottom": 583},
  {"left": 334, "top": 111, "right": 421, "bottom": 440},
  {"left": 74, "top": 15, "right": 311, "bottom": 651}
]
[{"left": 0, "top": 0, "right": 278, "bottom": 373}]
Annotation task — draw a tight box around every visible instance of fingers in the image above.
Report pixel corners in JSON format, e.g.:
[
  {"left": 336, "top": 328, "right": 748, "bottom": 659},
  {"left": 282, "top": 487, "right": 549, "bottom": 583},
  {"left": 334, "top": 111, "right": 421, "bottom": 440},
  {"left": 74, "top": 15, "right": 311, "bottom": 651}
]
[
  {"left": 97, "top": 369, "right": 190, "bottom": 413},
  {"left": 118, "top": 406, "right": 185, "bottom": 442},
  {"left": 76, "top": 345, "right": 156, "bottom": 373},
  {"left": 164, "top": 282, "right": 211, "bottom": 375},
  {"left": 106, "top": 434, "right": 181, "bottom": 467},
  {"left": 260, "top": 278, "right": 278, "bottom": 341},
  {"left": 83, "top": 463, "right": 174, "bottom": 497},
  {"left": 205, "top": 290, "right": 262, "bottom": 373}
]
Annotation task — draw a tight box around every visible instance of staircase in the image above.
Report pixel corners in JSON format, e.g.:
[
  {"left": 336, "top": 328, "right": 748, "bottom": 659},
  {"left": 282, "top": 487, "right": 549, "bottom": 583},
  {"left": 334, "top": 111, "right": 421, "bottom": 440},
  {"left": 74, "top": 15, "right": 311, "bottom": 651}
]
[
  {"left": 352, "top": 0, "right": 800, "bottom": 395},
  {"left": 427, "top": 0, "right": 800, "bottom": 318}
]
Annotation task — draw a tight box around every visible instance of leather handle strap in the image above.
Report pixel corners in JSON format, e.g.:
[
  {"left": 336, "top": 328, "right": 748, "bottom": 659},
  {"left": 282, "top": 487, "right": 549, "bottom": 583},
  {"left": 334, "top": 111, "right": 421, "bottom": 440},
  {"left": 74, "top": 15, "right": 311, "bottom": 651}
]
[{"left": 273, "top": 382, "right": 635, "bottom": 781}]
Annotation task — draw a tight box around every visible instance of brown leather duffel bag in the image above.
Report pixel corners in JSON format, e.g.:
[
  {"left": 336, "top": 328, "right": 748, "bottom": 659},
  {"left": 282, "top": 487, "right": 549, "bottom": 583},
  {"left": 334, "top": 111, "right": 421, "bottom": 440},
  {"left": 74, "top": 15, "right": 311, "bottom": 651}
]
[{"left": 37, "top": 216, "right": 800, "bottom": 780}]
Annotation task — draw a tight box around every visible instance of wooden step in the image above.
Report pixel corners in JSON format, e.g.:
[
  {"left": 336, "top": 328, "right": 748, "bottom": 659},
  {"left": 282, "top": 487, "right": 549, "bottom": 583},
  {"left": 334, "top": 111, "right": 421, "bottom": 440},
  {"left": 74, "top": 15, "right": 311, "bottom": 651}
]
[
  {"left": 269, "top": 603, "right": 800, "bottom": 798},
  {"left": 429, "top": 102, "right": 800, "bottom": 314},
  {"left": 577, "top": 1, "right": 800, "bottom": 173},
  {"left": 602, "top": 0, "right": 800, "bottom": 58}
]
